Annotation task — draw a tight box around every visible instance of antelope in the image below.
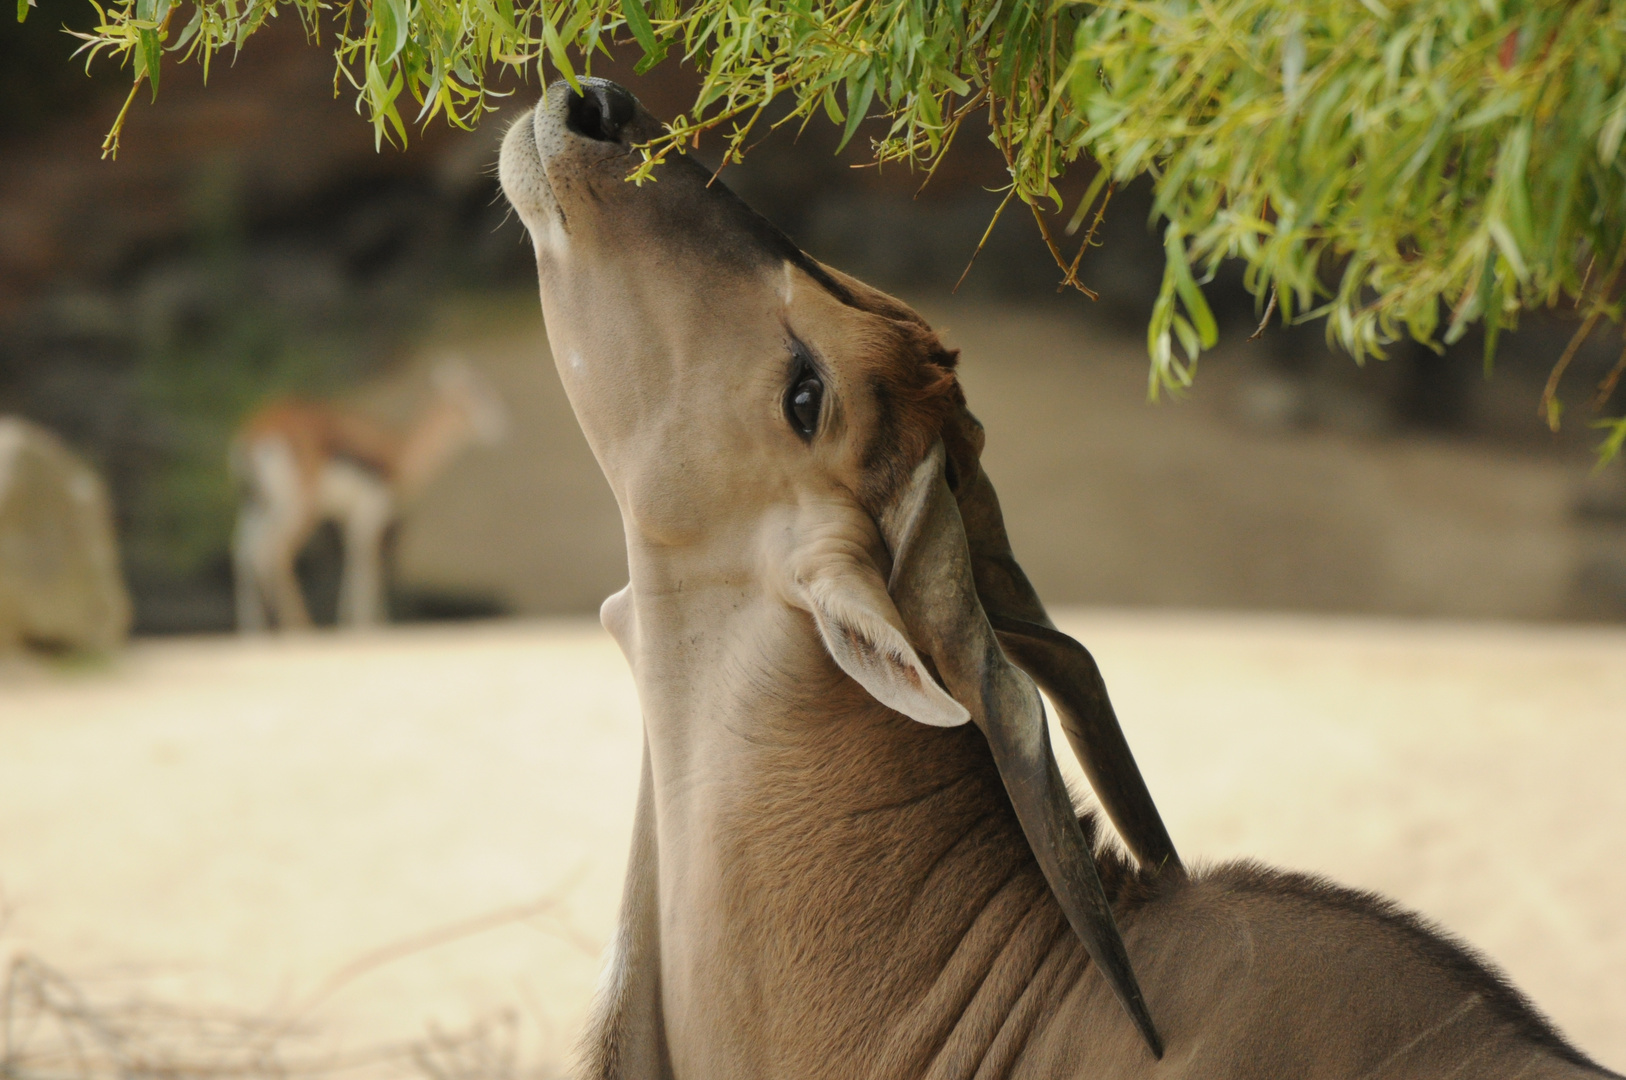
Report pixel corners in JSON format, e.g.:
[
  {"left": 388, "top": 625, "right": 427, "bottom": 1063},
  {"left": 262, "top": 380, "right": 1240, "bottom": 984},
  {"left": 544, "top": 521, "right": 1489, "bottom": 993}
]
[
  {"left": 499, "top": 79, "right": 1622, "bottom": 1079},
  {"left": 230, "top": 361, "right": 506, "bottom": 631}
]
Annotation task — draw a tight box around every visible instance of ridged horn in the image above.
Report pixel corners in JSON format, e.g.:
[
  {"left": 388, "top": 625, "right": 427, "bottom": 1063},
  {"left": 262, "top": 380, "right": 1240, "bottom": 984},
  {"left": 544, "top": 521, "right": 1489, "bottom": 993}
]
[
  {"left": 880, "top": 442, "right": 1163, "bottom": 1059},
  {"left": 944, "top": 416, "right": 1181, "bottom": 875}
]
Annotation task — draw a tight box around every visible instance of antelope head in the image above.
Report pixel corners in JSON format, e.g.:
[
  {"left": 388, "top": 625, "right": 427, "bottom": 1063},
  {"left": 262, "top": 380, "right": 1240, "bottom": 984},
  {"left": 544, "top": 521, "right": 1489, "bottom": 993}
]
[
  {"left": 431, "top": 358, "right": 510, "bottom": 446},
  {"left": 500, "top": 79, "right": 1178, "bottom": 1060}
]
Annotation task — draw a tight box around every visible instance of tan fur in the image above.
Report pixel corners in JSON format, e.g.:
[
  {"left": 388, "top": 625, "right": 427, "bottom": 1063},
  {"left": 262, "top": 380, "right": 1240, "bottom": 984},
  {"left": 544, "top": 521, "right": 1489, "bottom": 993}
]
[{"left": 499, "top": 81, "right": 1619, "bottom": 1080}]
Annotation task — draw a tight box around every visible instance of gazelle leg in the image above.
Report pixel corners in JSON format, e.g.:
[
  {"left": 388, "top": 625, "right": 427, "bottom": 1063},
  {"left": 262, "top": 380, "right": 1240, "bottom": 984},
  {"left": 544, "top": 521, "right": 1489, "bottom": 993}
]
[
  {"left": 233, "top": 504, "right": 270, "bottom": 633},
  {"left": 267, "top": 536, "right": 314, "bottom": 630},
  {"left": 336, "top": 481, "right": 394, "bottom": 628},
  {"left": 246, "top": 519, "right": 312, "bottom": 630},
  {"left": 240, "top": 438, "right": 314, "bottom": 631}
]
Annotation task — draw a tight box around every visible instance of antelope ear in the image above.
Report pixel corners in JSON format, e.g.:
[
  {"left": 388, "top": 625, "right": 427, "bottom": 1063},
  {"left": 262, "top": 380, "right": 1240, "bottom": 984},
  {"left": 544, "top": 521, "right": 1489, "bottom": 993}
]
[{"left": 792, "top": 545, "right": 971, "bottom": 729}]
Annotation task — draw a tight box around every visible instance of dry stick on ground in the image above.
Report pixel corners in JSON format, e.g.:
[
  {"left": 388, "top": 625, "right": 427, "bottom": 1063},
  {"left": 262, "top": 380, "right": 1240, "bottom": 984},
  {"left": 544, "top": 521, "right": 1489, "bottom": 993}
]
[
  {"left": 1, "top": 949, "right": 547, "bottom": 1080},
  {"left": 0, "top": 955, "right": 562, "bottom": 1080},
  {"left": 0, "top": 882, "right": 594, "bottom": 1080},
  {"left": 266, "top": 875, "right": 594, "bottom": 1045},
  {"left": 4, "top": 951, "right": 301, "bottom": 1080}
]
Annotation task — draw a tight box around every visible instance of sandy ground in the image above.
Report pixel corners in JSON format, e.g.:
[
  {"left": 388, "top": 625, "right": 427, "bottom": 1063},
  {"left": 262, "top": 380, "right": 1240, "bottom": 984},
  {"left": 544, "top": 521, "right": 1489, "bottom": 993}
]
[{"left": 2, "top": 614, "right": 1623, "bottom": 1074}]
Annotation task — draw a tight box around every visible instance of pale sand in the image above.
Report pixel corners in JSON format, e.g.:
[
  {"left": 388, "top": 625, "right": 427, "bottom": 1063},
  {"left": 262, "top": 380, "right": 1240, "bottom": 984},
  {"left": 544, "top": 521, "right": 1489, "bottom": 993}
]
[{"left": 1, "top": 614, "right": 1622, "bottom": 1072}]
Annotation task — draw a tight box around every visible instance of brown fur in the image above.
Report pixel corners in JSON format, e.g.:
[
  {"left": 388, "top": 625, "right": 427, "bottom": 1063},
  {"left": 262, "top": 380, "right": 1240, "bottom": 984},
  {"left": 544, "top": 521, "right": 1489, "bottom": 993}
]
[
  {"left": 562, "top": 285, "right": 1621, "bottom": 1077},
  {"left": 777, "top": 276, "right": 1613, "bottom": 1076},
  {"left": 1205, "top": 862, "right": 1598, "bottom": 1069},
  {"left": 239, "top": 400, "right": 405, "bottom": 485},
  {"left": 855, "top": 324, "right": 963, "bottom": 513},
  {"left": 809, "top": 264, "right": 969, "bottom": 513},
  {"left": 613, "top": 672, "right": 1613, "bottom": 1078},
  {"left": 496, "top": 84, "right": 1620, "bottom": 1080},
  {"left": 808, "top": 264, "right": 994, "bottom": 517},
  {"left": 694, "top": 693, "right": 1611, "bottom": 1077}
]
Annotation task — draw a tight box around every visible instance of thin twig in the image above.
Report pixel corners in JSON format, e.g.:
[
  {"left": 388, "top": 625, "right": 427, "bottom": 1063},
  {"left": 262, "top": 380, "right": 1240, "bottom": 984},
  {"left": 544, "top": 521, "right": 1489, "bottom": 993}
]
[
  {"left": 711, "top": 96, "right": 772, "bottom": 187},
  {"left": 267, "top": 880, "right": 586, "bottom": 1044},
  {"left": 1592, "top": 339, "right": 1626, "bottom": 411},
  {"left": 1075, "top": 183, "right": 1115, "bottom": 250},
  {"left": 954, "top": 187, "right": 1017, "bottom": 294},
  {"left": 100, "top": 77, "right": 144, "bottom": 160},
  {"left": 1249, "top": 287, "right": 1279, "bottom": 341},
  {"left": 1, "top": 947, "right": 568, "bottom": 1080},
  {"left": 1541, "top": 249, "right": 1626, "bottom": 430},
  {"left": 1060, "top": 182, "right": 1114, "bottom": 292},
  {"left": 1029, "top": 202, "right": 1099, "bottom": 300}
]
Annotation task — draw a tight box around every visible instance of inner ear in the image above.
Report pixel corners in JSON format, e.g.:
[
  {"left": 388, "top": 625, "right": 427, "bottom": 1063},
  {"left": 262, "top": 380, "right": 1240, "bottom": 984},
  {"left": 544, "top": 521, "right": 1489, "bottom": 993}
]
[{"left": 793, "top": 550, "right": 970, "bottom": 729}]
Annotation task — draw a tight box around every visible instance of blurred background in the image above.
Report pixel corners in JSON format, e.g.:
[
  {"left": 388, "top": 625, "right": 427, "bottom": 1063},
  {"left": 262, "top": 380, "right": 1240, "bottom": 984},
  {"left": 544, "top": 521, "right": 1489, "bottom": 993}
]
[{"left": 5, "top": 0, "right": 1626, "bottom": 641}]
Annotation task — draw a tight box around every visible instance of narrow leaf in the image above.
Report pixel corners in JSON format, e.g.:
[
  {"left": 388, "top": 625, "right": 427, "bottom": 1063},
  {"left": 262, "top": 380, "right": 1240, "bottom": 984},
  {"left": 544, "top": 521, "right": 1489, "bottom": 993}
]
[
  {"left": 375, "top": 0, "right": 410, "bottom": 67},
  {"left": 621, "top": 0, "right": 660, "bottom": 59},
  {"left": 1165, "top": 225, "right": 1218, "bottom": 349},
  {"left": 140, "top": 27, "right": 161, "bottom": 97},
  {"left": 838, "top": 68, "right": 875, "bottom": 152}
]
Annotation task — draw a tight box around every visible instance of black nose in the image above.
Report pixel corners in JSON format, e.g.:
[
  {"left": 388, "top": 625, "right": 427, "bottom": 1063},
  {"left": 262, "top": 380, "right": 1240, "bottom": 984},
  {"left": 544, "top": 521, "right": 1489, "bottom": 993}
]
[{"left": 565, "top": 81, "right": 636, "bottom": 143}]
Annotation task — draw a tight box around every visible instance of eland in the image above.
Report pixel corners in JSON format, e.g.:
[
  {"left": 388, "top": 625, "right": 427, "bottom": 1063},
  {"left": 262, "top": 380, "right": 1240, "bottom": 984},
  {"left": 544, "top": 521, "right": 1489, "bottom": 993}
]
[{"left": 499, "top": 78, "right": 1621, "bottom": 1080}]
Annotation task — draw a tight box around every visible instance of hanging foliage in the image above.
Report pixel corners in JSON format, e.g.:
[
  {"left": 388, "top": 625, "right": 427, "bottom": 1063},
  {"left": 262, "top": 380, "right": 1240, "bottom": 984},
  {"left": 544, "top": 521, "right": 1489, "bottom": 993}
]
[{"left": 48, "top": 0, "right": 1626, "bottom": 459}]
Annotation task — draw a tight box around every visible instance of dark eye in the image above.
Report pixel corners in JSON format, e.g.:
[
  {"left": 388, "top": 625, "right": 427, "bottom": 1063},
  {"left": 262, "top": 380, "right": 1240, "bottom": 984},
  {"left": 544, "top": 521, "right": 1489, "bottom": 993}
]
[{"left": 786, "top": 368, "right": 823, "bottom": 439}]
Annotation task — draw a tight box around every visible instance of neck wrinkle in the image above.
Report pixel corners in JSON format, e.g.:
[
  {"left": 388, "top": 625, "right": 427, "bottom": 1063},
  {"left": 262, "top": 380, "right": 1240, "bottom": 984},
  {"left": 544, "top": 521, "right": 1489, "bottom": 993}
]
[{"left": 868, "top": 821, "right": 1072, "bottom": 1080}]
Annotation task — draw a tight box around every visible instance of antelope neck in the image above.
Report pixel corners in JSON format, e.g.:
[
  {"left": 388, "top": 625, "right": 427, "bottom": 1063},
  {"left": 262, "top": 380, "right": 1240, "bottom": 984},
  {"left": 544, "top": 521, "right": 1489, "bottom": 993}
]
[{"left": 617, "top": 557, "right": 1062, "bottom": 1078}]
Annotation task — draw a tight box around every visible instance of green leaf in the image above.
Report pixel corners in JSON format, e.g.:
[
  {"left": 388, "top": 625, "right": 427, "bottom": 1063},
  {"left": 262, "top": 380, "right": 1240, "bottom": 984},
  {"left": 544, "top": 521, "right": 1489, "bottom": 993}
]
[
  {"left": 1487, "top": 219, "right": 1529, "bottom": 283},
  {"left": 838, "top": 67, "right": 875, "bottom": 153},
  {"left": 633, "top": 44, "right": 669, "bottom": 74},
  {"left": 1482, "top": 268, "right": 1508, "bottom": 378},
  {"left": 170, "top": 6, "right": 204, "bottom": 52},
  {"left": 968, "top": 0, "right": 1003, "bottom": 47},
  {"left": 375, "top": 0, "right": 410, "bottom": 67},
  {"left": 822, "top": 86, "right": 844, "bottom": 127},
  {"left": 1594, "top": 416, "right": 1626, "bottom": 468},
  {"left": 61, "top": 0, "right": 1626, "bottom": 471},
  {"left": 1172, "top": 312, "right": 1200, "bottom": 362},
  {"left": 1164, "top": 225, "right": 1218, "bottom": 350},
  {"left": 542, "top": 9, "right": 580, "bottom": 90},
  {"left": 1599, "top": 86, "right": 1626, "bottom": 164},
  {"left": 622, "top": 0, "right": 665, "bottom": 66},
  {"left": 17, "top": 0, "right": 30, "bottom": 24},
  {"left": 140, "top": 27, "right": 162, "bottom": 97}
]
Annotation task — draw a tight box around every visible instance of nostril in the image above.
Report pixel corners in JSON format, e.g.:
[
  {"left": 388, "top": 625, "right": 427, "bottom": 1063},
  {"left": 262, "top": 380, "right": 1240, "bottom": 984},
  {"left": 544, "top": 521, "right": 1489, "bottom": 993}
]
[{"left": 565, "top": 82, "right": 636, "bottom": 143}]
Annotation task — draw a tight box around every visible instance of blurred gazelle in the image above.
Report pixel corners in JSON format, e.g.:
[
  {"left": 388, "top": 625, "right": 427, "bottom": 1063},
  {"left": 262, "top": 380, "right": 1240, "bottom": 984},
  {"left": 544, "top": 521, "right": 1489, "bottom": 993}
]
[
  {"left": 501, "top": 80, "right": 1621, "bottom": 1080},
  {"left": 230, "top": 362, "right": 505, "bottom": 630}
]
